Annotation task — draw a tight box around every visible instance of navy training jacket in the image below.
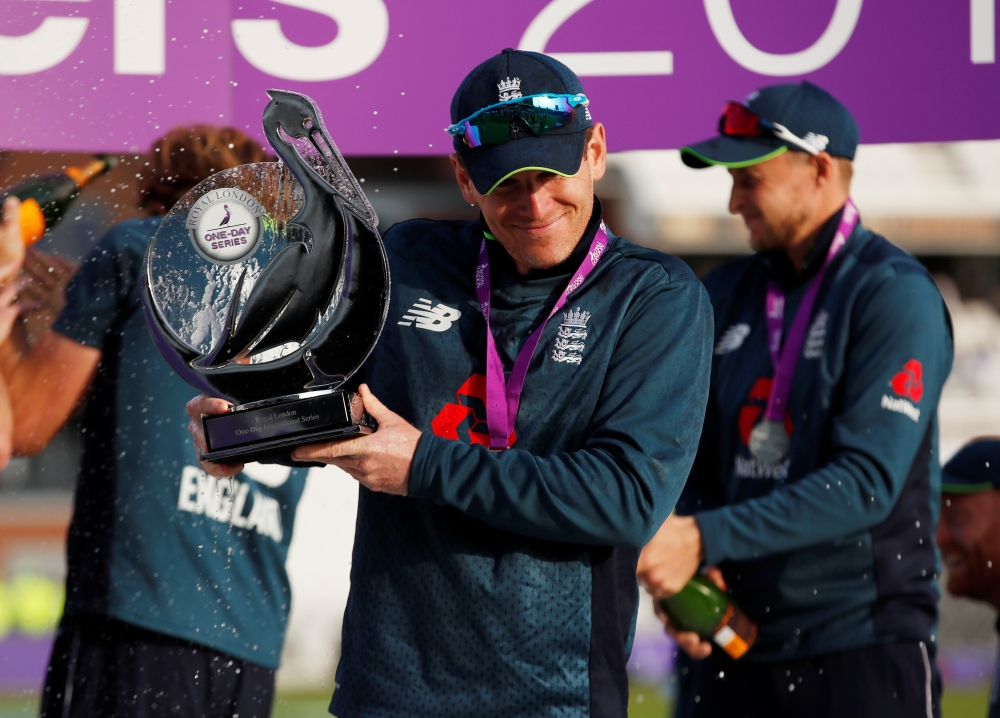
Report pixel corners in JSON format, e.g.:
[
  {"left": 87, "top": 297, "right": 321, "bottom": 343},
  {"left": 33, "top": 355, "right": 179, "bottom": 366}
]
[
  {"left": 679, "top": 207, "right": 954, "bottom": 661},
  {"left": 330, "top": 205, "right": 714, "bottom": 718}
]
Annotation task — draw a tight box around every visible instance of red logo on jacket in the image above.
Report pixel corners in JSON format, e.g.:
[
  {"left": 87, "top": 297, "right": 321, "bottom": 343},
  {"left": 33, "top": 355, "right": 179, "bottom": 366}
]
[
  {"left": 738, "top": 377, "right": 793, "bottom": 446},
  {"left": 431, "top": 374, "right": 517, "bottom": 447},
  {"left": 890, "top": 359, "right": 923, "bottom": 403}
]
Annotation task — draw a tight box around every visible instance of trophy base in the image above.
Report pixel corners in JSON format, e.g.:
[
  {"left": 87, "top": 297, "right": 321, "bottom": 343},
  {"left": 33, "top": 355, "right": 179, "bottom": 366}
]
[{"left": 201, "top": 389, "right": 373, "bottom": 464}]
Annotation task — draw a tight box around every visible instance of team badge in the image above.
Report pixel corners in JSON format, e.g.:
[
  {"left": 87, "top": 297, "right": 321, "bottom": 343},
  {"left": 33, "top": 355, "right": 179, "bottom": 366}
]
[
  {"left": 551, "top": 307, "right": 590, "bottom": 365},
  {"left": 497, "top": 77, "right": 522, "bottom": 101}
]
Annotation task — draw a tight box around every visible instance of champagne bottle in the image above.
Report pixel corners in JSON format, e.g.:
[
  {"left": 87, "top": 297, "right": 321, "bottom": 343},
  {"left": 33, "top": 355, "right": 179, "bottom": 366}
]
[
  {"left": 3, "top": 155, "right": 117, "bottom": 247},
  {"left": 659, "top": 574, "right": 758, "bottom": 659}
]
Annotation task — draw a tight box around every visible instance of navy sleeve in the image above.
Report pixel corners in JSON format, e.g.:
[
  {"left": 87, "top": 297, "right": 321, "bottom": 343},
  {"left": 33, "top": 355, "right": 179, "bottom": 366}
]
[
  {"left": 675, "top": 397, "right": 725, "bottom": 516},
  {"left": 408, "top": 275, "right": 714, "bottom": 548},
  {"left": 54, "top": 220, "right": 153, "bottom": 350},
  {"left": 696, "top": 269, "right": 953, "bottom": 563}
]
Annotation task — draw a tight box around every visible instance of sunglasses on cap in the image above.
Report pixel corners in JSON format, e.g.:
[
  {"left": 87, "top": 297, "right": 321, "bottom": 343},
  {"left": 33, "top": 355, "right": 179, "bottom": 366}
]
[
  {"left": 447, "top": 93, "right": 590, "bottom": 149},
  {"left": 719, "top": 101, "right": 826, "bottom": 156}
]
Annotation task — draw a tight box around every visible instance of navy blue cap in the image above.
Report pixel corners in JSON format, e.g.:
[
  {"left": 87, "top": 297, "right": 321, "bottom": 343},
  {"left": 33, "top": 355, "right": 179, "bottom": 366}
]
[
  {"left": 942, "top": 439, "right": 1000, "bottom": 494},
  {"left": 681, "top": 81, "right": 859, "bottom": 169},
  {"left": 452, "top": 48, "right": 593, "bottom": 195}
]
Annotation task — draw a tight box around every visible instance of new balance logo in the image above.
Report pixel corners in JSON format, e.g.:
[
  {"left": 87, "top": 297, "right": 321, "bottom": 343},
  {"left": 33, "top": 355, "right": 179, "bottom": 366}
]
[
  {"left": 398, "top": 298, "right": 462, "bottom": 332},
  {"left": 715, "top": 323, "right": 751, "bottom": 355}
]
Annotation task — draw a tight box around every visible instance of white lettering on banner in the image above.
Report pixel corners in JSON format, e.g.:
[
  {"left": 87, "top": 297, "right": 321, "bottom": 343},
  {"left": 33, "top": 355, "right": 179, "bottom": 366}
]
[
  {"left": 519, "top": 0, "right": 673, "bottom": 76},
  {"left": 972, "top": 0, "right": 996, "bottom": 64},
  {"left": 114, "top": 0, "right": 165, "bottom": 75},
  {"left": 704, "top": 0, "right": 863, "bottom": 76},
  {"left": 0, "top": 17, "right": 89, "bottom": 75},
  {"left": 231, "top": 0, "right": 389, "bottom": 81},
  {"left": 177, "top": 466, "right": 283, "bottom": 542}
]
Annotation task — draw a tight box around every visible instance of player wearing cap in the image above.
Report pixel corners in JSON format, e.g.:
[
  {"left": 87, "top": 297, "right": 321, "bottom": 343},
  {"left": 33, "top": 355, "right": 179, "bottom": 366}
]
[
  {"left": 937, "top": 439, "right": 1000, "bottom": 718},
  {"left": 636, "top": 82, "right": 953, "bottom": 716},
  {"left": 189, "top": 49, "right": 714, "bottom": 717}
]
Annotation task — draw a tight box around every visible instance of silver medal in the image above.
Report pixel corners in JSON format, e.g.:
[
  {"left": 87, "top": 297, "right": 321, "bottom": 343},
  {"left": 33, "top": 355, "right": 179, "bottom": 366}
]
[{"left": 748, "top": 419, "right": 790, "bottom": 465}]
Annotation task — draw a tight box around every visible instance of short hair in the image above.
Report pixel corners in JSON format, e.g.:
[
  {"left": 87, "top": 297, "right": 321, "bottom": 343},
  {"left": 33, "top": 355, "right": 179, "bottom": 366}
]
[
  {"left": 139, "top": 125, "right": 268, "bottom": 216},
  {"left": 787, "top": 149, "right": 853, "bottom": 191}
]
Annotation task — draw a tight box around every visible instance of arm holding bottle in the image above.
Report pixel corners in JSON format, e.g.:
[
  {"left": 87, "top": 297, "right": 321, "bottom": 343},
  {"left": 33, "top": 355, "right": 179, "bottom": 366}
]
[
  {"left": 0, "top": 197, "right": 99, "bottom": 456},
  {"left": 0, "top": 197, "right": 27, "bottom": 467},
  {"left": 638, "top": 514, "right": 718, "bottom": 659}
]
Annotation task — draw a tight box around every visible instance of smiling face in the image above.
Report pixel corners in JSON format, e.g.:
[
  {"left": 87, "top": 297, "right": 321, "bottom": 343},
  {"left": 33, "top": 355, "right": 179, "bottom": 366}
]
[
  {"left": 451, "top": 124, "right": 607, "bottom": 274},
  {"left": 727, "top": 152, "right": 819, "bottom": 254},
  {"left": 725, "top": 150, "right": 853, "bottom": 269},
  {"left": 937, "top": 490, "right": 1000, "bottom": 607}
]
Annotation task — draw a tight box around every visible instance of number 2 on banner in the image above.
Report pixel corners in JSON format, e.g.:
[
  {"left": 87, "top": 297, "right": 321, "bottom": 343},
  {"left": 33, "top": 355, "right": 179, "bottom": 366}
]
[{"left": 518, "top": 0, "right": 674, "bottom": 76}]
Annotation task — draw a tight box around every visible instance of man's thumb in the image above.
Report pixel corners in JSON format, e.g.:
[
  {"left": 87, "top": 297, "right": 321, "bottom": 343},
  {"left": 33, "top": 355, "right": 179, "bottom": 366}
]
[{"left": 359, "top": 384, "right": 394, "bottom": 422}]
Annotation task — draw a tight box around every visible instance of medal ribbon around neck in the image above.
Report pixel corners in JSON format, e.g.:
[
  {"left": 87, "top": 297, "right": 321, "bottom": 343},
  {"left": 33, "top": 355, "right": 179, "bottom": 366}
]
[
  {"left": 475, "top": 222, "right": 609, "bottom": 450},
  {"left": 762, "top": 199, "right": 859, "bottom": 426}
]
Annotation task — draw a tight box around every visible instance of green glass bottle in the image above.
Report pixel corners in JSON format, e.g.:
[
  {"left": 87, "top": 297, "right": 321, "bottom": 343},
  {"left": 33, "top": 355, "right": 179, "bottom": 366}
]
[
  {"left": 2, "top": 155, "right": 116, "bottom": 248},
  {"left": 659, "top": 574, "right": 758, "bottom": 659}
]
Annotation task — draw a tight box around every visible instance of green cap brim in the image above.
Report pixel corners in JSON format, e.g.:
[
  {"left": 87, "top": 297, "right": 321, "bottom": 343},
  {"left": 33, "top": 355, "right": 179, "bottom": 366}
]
[
  {"left": 680, "top": 136, "right": 788, "bottom": 169},
  {"left": 941, "top": 481, "right": 996, "bottom": 494}
]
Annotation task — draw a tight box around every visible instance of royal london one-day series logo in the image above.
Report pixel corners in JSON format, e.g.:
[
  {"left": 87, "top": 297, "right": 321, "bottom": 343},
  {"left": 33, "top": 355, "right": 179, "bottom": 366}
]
[{"left": 186, "top": 188, "right": 266, "bottom": 264}]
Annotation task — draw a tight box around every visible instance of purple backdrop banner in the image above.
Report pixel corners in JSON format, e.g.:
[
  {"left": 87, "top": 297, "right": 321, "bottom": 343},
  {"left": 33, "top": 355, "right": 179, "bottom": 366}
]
[{"left": 1, "top": 0, "right": 998, "bottom": 155}]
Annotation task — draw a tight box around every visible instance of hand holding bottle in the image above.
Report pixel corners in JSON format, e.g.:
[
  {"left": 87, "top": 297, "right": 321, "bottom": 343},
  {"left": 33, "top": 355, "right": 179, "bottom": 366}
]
[
  {"left": 639, "top": 516, "right": 758, "bottom": 659},
  {"left": 0, "top": 197, "right": 25, "bottom": 272},
  {"left": 638, "top": 515, "right": 710, "bottom": 657},
  {"left": 637, "top": 514, "right": 704, "bottom": 597},
  {"left": 2, "top": 155, "right": 115, "bottom": 247},
  {"left": 652, "top": 568, "right": 726, "bottom": 659},
  {"left": 0, "top": 198, "right": 26, "bottom": 344}
]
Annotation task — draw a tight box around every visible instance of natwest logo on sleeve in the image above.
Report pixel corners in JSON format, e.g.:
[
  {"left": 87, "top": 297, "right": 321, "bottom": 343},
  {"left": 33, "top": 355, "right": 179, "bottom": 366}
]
[
  {"left": 880, "top": 358, "right": 923, "bottom": 423},
  {"left": 891, "top": 359, "right": 924, "bottom": 402}
]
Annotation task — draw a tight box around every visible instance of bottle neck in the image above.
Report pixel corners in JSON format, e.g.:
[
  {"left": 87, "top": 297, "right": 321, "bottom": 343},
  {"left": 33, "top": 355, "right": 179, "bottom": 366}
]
[{"left": 64, "top": 157, "right": 109, "bottom": 189}]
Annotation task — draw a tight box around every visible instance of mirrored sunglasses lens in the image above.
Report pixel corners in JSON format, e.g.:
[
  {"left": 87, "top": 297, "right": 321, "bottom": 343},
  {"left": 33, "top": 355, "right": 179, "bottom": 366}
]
[
  {"left": 721, "top": 102, "right": 763, "bottom": 137},
  {"left": 477, "top": 114, "right": 515, "bottom": 145},
  {"left": 465, "top": 107, "right": 575, "bottom": 147}
]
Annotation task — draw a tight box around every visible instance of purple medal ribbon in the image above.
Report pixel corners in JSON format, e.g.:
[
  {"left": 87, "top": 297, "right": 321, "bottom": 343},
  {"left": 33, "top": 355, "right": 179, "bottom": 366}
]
[
  {"left": 762, "top": 199, "right": 859, "bottom": 423},
  {"left": 475, "top": 222, "right": 610, "bottom": 450}
]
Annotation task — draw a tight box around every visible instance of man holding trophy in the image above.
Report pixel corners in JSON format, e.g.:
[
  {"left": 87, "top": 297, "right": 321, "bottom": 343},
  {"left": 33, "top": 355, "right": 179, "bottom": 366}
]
[{"left": 187, "top": 49, "right": 714, "bottom": 716}]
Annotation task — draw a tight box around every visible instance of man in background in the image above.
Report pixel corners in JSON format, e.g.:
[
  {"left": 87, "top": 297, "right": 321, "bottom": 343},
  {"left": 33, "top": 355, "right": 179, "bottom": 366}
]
[
  {"left": 937, "top": 438, "right": 1000, "bottom": 718},
  {"left": 1, "top": 127, "right": 308, "bottom": 718},
  {"left": 637, "top": 81, "right": 953, "bottom": 716}
]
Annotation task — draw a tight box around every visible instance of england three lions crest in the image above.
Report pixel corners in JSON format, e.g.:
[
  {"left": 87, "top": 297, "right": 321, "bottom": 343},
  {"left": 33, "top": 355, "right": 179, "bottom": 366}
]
[{"left": 551, "top": 307, "right": 590, "bottom": 365}]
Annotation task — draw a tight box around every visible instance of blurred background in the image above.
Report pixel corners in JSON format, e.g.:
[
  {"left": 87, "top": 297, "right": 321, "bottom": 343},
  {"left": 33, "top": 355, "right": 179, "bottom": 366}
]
[
  {"left": 0, "top": 140, "right": 999, "bottom": 716},
  {"left": 3, "top": 0, "right": 999, "bottom": 713}
]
